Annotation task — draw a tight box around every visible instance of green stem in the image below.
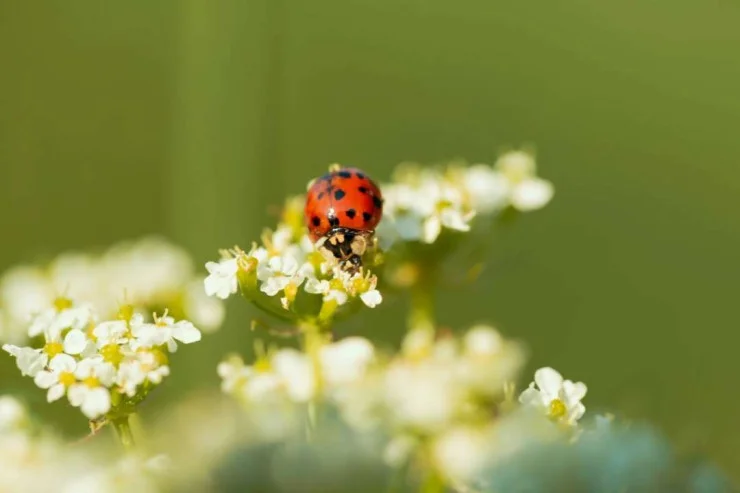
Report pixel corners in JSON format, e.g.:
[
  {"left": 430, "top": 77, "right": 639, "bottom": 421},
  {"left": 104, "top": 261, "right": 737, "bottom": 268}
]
[
  {"left": 111, "top": 415, "right": 135, "bottom": 450},
  {"left": 408, "top": 280, "right": 435, "bottom": 332},
  {"left": 301, "top": 321, "right": 327, "bottom": 439}
]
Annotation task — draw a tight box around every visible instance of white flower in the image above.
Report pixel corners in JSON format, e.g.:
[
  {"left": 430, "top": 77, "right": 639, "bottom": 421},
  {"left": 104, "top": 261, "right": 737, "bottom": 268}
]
[
  {"left": 92, "top": 320, "right": 131, "bottom": 347},
  {"left": 28, "top": 304, "right": 94, "bottom": 340},
  {"left": 495, "top": 150, "right": 554, "bottom": 211},
  {"left": 67, "top": 358, "right": 115, "bottom": 419},
  {"left": 33, "top": 354, "right": 78, "bottom": 402},
  {"left": 257, "top": 255, "right": 304, "bottom": 297},
  {"left": 324, "top": 289, "right": 348, "bottom": 306},
  {"left": 0, "top": 396, "right": 27, "bottom": 432},
  {"left": 385, "top": 360, "right": 460, "bottom": 432},
  {"left": 272, "top": 349, "right": 314, "bottom": 402},
  {"left": 132, "top": 316, "right": 201, "bottom": 352},
  {"left": 116, "top": 355, "right": 170, "bottom": 397},
  {"left": 320, "top": 337, "right": 375, "bottom": 386},
  {"left": 463, "top": 165, "right": 510, "bottom": 213},
  {"left": 183, "top": 280, "right": 225, "bottom": 332},
  {"left": 519, "top": 366, "right": 587, "bottom": 425},
  {"left": 304, "top": 278, "right": 329, "bottom": 295},
  {"left": 422, "top": 206, "right": 474, "bottom": 244},
  {"left": 2, "top": 345, "right": 46, "bottom": 377},
  {"left": 204, "top": 258, "right": 239, "bottom": 300},
  {"left": 433, "top": 426, "right": 489, "bottom": 481},
  {"left": 510, "top": 177, "right": 554, "bottom": 211}
]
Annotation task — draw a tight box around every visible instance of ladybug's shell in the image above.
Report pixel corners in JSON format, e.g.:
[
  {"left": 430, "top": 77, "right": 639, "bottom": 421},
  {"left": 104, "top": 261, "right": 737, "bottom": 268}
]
[{"left": 304, "top": 167, "right": 383, "bottom": 242}]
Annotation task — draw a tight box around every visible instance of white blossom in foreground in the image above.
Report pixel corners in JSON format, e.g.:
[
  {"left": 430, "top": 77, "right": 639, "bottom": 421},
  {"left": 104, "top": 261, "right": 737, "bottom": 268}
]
[
  {"left": 3, "top": 299, "right": 202, "bottom": 420},
  {"left": 0, "top": 236, "right": 226, "bottom": 345},
  {"left": 519, "top": 366, "right": 588, "bottom": 425},
  {"left": 218, "top": 336, "right": 376, "bottom": 405}
]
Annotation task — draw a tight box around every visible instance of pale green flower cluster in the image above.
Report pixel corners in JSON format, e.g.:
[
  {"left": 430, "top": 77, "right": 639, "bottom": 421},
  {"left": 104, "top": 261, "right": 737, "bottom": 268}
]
[{"left": 0, "top": 237, "right": 224, "bottom": 345}]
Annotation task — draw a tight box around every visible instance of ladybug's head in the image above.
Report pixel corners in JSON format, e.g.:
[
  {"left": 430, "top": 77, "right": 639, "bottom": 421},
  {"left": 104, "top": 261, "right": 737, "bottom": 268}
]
[{"left": 316, "top": 228, "right": 371, "bottom": 275}]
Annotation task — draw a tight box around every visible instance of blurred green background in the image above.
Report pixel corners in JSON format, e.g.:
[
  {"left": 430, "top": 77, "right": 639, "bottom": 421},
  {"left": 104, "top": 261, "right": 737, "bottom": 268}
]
[{"left": 1, "top": 0, "right": 739, "bottom": 479}]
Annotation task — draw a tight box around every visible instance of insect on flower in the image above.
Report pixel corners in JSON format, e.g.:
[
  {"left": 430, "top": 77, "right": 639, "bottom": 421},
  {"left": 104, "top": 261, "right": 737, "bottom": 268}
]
[{"left": 304, "top": 166, "right": 383, "bottom": 274}]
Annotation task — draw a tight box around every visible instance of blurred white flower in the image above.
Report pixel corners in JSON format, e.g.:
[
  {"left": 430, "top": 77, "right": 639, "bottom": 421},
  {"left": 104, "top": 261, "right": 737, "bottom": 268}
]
[
  {"left": 433, "top": 426, "right": 490, "bottom": 482},
  {"left": 0, "top": 396, "right": 27, "bottom": 432},
  {"left": 495, "top": 150, "right": 554, "bottom": 212},
  {"left": 519, "top": 366, "right": 587, "bottom": 425},
  {"left": 204, "top": 257, "right": 239, "bottom": 300},
  {"left": 0, "top": 237, "right": 226, "bottom": 345},
  {"left": 320, "top": 337, "right": 375, "bottom": 386},
  {"left": 463, "top": 164, "right": 510, "bottom": 213}
]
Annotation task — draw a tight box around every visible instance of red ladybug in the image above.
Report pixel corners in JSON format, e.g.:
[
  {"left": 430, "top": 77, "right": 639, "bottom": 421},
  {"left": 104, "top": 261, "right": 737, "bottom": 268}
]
[{"left": 304, "top": 167, "right": 383, "bottom": 273}]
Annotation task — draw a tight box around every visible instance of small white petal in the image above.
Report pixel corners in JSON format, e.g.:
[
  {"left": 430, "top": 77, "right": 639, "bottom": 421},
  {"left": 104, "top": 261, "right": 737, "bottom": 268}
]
[
  {"left": 304, "top": 278, "right": 329, "bottom": 294},
  {"left": 562, "top": 380, "right": 587, "bottom": 406},
  {"left": 63, "top": 329, "right": 88, "bottom": 355},
  {"left": 518, "top": 387, "right": 545, "bottom": 407},
  {"left": 510, "top": 178, "right": 554, "bottom": 211},
  {"left": 80, "top": 388, "right": 111, "bottom": 419},
  {"left": 204, "top": 258, "right": 239, "bottom": 299},
  {"left": 47, "top": 384, "right": 66, "bottom": 402},
  {"left": 171, "top": 321, "right": 201, "bottom": 344},
  {"left": 325, "top": 289, "right": 348, "bottom": 305},
  {"left": 48, "top": 353, "right": 76, "bottom": 372},
  {"left": 439, "top": 207, "right": 472, "bottom": 232},
  {"left": 533, "top": 367, "right": 563, "bottom": 399},
  {"left": 360, "top": 290, "right": 383, "bottom": 308},
  {"left": 422, "top": 216, "right": 442, "bottom": 244},
  {"left": 34, "top": 371, "right": 57, "bottom": 389}
]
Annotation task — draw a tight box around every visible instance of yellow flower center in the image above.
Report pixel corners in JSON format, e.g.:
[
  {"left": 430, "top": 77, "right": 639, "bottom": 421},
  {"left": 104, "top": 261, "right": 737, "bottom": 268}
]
[
  {"left": 253, "top": 358, "right": 272, "bottom": 373},
  {"left": 58, "top": 371, "right": 76, "bottom": 386},
  {"left": 100, "top": 344, "right": 123, "bottom": 366},
  {"left": 53, "top": 297, "right": 73, "bottom": 312},
  {"left": 283, "top": 282, "right": 298, "bottom": 304},
  {"left": 117, "top": 304, "right": 134, "bottom": 322},
  {"left": 83, "top": 376, "right": 100, "bottom": 388},
  {"left": 140, "top": 347, "right": 169, "bottom": 366},
  {"left": 549, "top": 398, "right": 567, "bottom": 419},
  {"left": 43, "top": 342, "right": 64, "bottom": 358}
]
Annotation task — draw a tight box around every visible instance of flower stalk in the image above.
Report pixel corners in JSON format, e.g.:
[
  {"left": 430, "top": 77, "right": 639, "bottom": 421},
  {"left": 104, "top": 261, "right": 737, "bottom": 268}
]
[{"left": 111, "top": 415, "right": 135, "bottom": 450}]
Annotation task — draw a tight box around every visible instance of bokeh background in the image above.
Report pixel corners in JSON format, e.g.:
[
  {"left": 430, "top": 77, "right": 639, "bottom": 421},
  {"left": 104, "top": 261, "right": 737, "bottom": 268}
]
[{"left": 1, "top": 0, "right": 738, "bottom": 480}]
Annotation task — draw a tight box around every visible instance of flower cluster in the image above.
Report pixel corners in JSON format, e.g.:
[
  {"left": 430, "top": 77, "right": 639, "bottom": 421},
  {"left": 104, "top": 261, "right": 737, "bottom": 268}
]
[
  {"left": 204, "top": 197, "right": 383, "bottom": 324},
  {"left": 2, "top": 299, "right": 201, "bottom": 419},
  {"left": 376, "top": 150, "right": 554, "bottom": 246},
  {"left": 217, "top": 324, "right": 588, "bottom": 485},
  {"left": 0, "top": 236, "right": 224, "bottom": 345},
  {"left": 0, "top": 395, "right": 166, "bottom": 491}
]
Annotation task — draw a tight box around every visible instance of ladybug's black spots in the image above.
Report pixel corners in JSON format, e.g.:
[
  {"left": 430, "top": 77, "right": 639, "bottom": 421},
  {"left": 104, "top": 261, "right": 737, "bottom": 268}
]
[
  {"left": 345, "top": 209, "right": 356, "bottom": 219},
  {"left": 328, "top": 215, "right": 340, "bottom": 228},
  {"left": 337, "top": 170, "right": 352, "bottom": 179},
  {"left": 317, "top": 192, "right": 325, "bottom": 200},
  {"left": 355, "top": 171, "right": 366, "bottom": 179},
  {"left": 358, "top": 186, "right": 368, "bottom": 194},
  {"left": 311, "top": 216, "right": 321, "bottom": 227},
  {"left": 362, "top": 211, "right": 372, "bottom": 222},
  {"left": 334, "top": 189, "right": 346, "bottom": 201},
  {"left": 372, "top": 196, "right": 383, "bottom": 209}
]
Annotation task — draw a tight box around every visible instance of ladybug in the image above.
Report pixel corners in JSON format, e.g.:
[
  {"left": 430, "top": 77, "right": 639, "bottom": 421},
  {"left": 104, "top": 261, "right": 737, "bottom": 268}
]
[{"left": 304, "top": 166, "right": 383, "bottom": 273}]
